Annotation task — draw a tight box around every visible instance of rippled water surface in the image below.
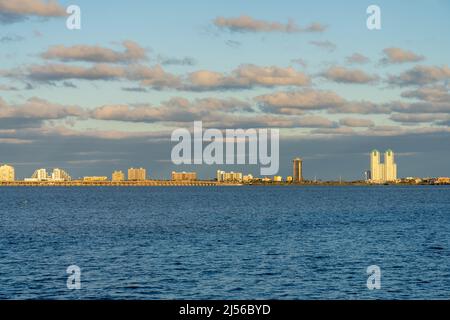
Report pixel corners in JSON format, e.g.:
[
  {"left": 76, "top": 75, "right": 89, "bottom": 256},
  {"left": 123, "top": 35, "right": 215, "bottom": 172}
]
[{"left": 0, "top": 186, "right": 449, "bottom": 299}]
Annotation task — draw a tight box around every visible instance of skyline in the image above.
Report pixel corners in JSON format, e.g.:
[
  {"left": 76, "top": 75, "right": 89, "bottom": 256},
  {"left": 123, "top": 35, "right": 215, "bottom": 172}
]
[
  {"left": 1, "top": 149, "right": 447, "bottom": 183},
  {"left": 1, "top": 0, "right": 450, "bottom": 180}
]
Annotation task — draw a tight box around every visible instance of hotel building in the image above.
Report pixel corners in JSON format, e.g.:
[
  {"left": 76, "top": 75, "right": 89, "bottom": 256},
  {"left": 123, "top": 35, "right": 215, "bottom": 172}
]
[
  {"left": 51, "top": 168, "right": 72, "bottom": 181},
  {"left": 172, "top": 171, "right": 197, "bottom": 181},
  {"left": 293, "top": 158, "right": 303, "bottom": 183},
  {"left": 369, "top": 149, "right": 398, "bottom": 183},
  {"left": 128, "top": 168, "right": 146, "bottom": 181},
  {"left": 112, "top": 170, "right": 125, "bottom": 182},
  {"left": 25, "top": 168, "right": 71, "bottom": 182},
  {"left": 0, "top": 164, "right": 15, "bottom": 182}
]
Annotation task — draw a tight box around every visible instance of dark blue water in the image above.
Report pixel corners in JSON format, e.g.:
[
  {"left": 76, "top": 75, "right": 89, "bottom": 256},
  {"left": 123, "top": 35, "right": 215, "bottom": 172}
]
[{"left": 0, "top": 186, "right": 449, "bottom": 300}]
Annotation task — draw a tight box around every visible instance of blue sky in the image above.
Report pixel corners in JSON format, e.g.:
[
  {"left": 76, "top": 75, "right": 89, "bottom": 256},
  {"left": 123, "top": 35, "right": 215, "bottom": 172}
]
[{"left": 0, "top": 0, "right": 449, "bottom": 180}]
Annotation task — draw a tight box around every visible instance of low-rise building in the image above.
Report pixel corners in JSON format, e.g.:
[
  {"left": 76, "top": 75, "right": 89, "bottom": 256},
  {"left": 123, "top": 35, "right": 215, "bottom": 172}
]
[
  {"left": 436, "top": 177, "right": 450, "bottom": 184},
  {"left": 217, "top": 170, "right": 243, "bottom": 182},
  {"left": 172, "top": 171, "right": 197, "bottom": 181},
  {"left": 112, "top": 170, "right": 125, "bottom": 182},
  {"left": 83, "top": 176, "right": 108, "bottom": 182},
  {"left": 273, "top": 176, "right": 283, "bottom": 182}
]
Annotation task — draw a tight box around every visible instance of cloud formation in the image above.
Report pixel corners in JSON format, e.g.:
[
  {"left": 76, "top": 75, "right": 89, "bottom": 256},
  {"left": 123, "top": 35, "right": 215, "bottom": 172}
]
[
  {"left": 388, "top": 65, "right": 450, "bottom": 86},
  {"left": 339, "top": 118, "right": 375, "bottom": 128},
  {"left": 321, "top": 66, "right": 378, "bottom": 84},
  {"left": 186, "top": 64, "right": 311, "bottom": 90},
  {"left": 158, "top": 56, "right": 196, "bottom": 66},
  {"left": 401, "top": 86, "right": 450, "bottom": 103},
  {"left": 256, "top": 89, "right": 344, "bottom": 115},
  {"left": 0, "top": 97, "right": 83, "bottom": 120},
  {"left": 256, "top": 89, "right": 391, "bottom": 115},
  {"left": 346, "top": 53, "right": 370, "bottom": 64},
  {"left": 4, "top": 61, "right": 310, "bottom": 91},
  {"left": 42, "top": 41, "right": 148, "bottom": 63},
  {"left": 380, "top": 47, "right": 424, "bottom": 64},
  {"left": 390, "top": 101, "right": 450, "bottom": 114},
  {"left": 0, "top": 0, "right": 66, "bottom": 24},
  {"left": 390, "top": 113, "right": 450, "bottom": 124},
  {"left": 213, "top": 15, "right": 326, "bottom": 33},
  {"left": 91, "top": 97, "right": 252, "bottom": 123},
  {"left": 309, "top": 40, "right": 336, "bottom": 52}
]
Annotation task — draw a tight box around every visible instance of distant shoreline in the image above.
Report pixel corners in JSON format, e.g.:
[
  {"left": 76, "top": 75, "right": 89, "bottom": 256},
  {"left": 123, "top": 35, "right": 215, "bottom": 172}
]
[{"left": 0, "top": 181, "right": 448, "bottom": 187}]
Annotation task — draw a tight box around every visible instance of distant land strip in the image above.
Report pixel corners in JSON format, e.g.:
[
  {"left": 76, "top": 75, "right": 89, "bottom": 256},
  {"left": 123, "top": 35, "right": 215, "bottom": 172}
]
[{"left": 0, "top": 181, "right": 449, "bottom": 187}]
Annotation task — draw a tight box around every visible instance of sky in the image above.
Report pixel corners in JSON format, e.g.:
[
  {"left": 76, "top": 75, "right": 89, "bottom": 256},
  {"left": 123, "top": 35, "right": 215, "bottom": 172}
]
[{"left": 0, "top": 0, "right": 449, "bottom": 180}]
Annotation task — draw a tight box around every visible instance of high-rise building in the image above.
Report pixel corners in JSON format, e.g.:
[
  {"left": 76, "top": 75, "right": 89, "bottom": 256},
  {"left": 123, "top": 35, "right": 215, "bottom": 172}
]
[
  {"left": 25, "top": 168, "right": 71, "bottom": 182},
  {"left": 369, "top": 149, "right": 397, "bottom": 183},
  {"left": 0, "top": 164, "right": 15, "bottom": 182},
  {"left": 27, "top": 168, "right": 49, "bottom": 181},
  {"left": 293, "top": 158, "right": 303, "bottom": 183},
  {"left": 172, "top": 171, "right": 197, "bottom": 181},
  {"left": 51, "top": 168, "right": 71, "bottom": 181},
  {"left": 384, "top": 149, "right": 397, "bottom": 182},
  {"left": 128, "top": 168, "right": 146, "bottom": 181},
  {"left": 112, "top": 170, "right": 125, "bottom": 182},
  {"left": 370, "top": 150, "right": 382, "bottom": 182}
]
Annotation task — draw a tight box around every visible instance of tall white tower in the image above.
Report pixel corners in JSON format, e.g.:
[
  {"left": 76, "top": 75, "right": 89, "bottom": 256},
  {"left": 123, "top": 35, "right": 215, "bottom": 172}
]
[
  {"left": 384, "top": 150, "right": 397, "bottom": 182},
  {"left": 369, "top": 149, "right": 398, "bottom": 183},
  {"left": 370, "top": 150, "right": 381, "bottom": 182}
]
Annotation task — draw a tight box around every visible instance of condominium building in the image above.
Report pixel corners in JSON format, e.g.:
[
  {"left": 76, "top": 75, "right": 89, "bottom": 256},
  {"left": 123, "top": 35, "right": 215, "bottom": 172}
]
[
  {"left": 293, "top": 158, "right": 303, "bottom": 183},
  {"left": 25, "top": 168, "right": 71, "bottom": 182},
  {"left": 112, "top": 170, "right": 125, "bottom": 182},
  {"left": 369, "top": 149, "right": 398, "bottom": 183},
  {"left": 0, "top": 164, "right": 15, "bottom": 182},
  {"left": 26, "top": 168, "right": 49, "bottom": 182},
  {"left": 171, "top": 171, "right": 197, "bottom": 181},
  {"left": 128, "top": 168, "right": 146, "bottom": 181},
  {"left": 51, "top": 168, "right": 71, "bottom": 181}
]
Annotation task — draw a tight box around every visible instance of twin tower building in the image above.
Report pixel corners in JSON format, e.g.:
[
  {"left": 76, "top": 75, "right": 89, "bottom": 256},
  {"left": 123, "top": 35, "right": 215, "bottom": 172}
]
[{"left": 369, "top": 149, "right": 397, "bottom": 183}]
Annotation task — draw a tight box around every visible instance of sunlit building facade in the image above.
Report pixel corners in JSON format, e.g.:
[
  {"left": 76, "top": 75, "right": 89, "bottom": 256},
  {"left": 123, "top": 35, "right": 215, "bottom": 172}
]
[
  {"left": 128, "top": 168, "right": 146, "bottom": 181},
  {"left": 51, "top": 168, "right": 71, "bottom": 181},
  {"left": 370, "top": 149, "right": 397, "bottom": 183},
  {"left": 112, "top": 170, "right": 125, "bottom": 182},
  {"left": 172, "top": 171, "right": 197, "bottom": 181},
  {"left": 216, "top": 170, "right": 243, "bottom": 182},
  {"left": 83, "top": 176, "right": 108, "bottom": 182},
  {"left": 0, "top": 164, "right": 15, "bottom": 182},
  {"left": 293, "top": 158, "right": 303, "bottom": 183}
]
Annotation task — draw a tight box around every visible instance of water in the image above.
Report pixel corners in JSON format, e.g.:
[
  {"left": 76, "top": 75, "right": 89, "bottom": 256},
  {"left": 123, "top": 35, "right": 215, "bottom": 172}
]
[{"left": 0, "top": 186, "right": 449, "bottom": 300}]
